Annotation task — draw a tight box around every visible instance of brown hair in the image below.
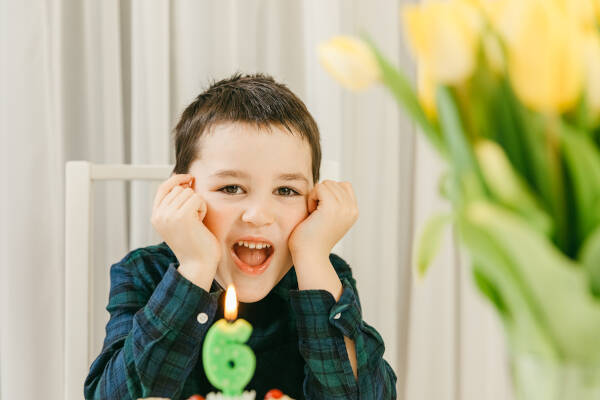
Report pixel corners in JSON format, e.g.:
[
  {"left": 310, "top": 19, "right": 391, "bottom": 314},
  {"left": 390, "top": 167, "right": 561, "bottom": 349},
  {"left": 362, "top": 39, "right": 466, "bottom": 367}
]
[{"left": 171, "top": 73, "right": 321, "bottom": 183}]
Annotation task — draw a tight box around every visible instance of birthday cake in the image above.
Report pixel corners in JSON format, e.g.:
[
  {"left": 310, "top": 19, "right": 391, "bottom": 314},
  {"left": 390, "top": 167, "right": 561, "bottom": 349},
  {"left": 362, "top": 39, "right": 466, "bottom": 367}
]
[
  {"left": 177, "top": 389, "right": 293, "bottom": 400},
  {"left": 141, "top": 390, "right": 294, "bottom": 400}
]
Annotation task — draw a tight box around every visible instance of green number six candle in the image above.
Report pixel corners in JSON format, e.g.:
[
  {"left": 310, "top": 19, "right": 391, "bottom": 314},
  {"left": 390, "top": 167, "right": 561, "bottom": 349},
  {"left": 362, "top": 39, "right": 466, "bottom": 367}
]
[{"left": 202, "top": 284, "right": 256, "bottom": 396}]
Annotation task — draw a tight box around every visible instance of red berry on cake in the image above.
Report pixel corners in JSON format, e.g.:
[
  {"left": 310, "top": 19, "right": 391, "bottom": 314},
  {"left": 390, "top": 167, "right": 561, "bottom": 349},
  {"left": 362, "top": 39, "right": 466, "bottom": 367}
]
[{"left": 264, "top": 389, "right": 294, "bottom": 400}]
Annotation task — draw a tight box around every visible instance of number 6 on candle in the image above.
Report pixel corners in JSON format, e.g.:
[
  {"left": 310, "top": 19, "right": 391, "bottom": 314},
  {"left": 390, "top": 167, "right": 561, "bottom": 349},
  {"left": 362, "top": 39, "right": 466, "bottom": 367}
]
[{"left": 202, "top": 319, "right": 256, "bottom": 395}]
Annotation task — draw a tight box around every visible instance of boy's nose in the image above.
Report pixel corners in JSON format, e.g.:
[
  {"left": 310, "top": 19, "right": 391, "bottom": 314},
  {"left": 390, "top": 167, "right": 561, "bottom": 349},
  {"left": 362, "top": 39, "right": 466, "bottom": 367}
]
[{"left": 241, "top": 205, "right": 274, "bottom": 226}]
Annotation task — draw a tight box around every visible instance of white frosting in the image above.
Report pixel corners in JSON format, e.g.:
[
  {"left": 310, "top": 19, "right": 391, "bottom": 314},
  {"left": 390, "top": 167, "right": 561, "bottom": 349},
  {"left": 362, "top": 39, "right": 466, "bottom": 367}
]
[{"left": 205, "top": 391, "right": 256, "bottom": 400}]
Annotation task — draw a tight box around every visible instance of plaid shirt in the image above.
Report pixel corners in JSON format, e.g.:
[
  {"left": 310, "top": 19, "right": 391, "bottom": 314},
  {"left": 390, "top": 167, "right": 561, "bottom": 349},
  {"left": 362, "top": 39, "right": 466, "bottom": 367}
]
[{"left": 84, "top": 242, "right": 397, "bottom": 399}]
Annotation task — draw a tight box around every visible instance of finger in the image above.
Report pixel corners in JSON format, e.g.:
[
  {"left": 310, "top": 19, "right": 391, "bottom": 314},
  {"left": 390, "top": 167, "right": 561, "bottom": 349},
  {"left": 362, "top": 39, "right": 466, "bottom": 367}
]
[
  {"left": 306, "top": 183, "right": 321, "bottom": 214},
  {"left": 180, "top": 193, "right": 207, "bottom": 221},
  {"left": 328, "top": 181, "right": 352, "bottom": 204},
  {"left": 324, "top": 181, "right": 357, "bottom": 220},
  {"left": 170, "top": 187, "right": 195, "bottom": 210},
  {"left": 161, "top": 185, "right": 185, "bottom": 207},
  {"left": 339, "top": 181, "right": 359, "bottom": 217},
  {"left": 321, "top": 180, "right": 343, "bottom": 204},
  {"left": 341, "top": 181, "right": 358, "bottom": 207},
  {"left": 153, "top": 174, "right": 194, "bottom": 209},
  {"left": 340, "top": 181, "right": 355, "bottom": 197}
]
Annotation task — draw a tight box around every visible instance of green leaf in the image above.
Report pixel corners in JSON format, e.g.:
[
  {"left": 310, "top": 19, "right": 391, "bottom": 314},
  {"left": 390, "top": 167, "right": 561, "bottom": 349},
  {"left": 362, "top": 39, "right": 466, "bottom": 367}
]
[
  {"left": 459, "top": 201, "right": 600, "bottom": 363},
  {"left": 515, "top": 114, "right": 570, "bottom": 254},
  {"left": 412, "top": 213, "right": 453, "bottom": 279},
  {"left": 472, "top": 262, "right": 510, "bottom": 319},
  {"left": 560, "top": 122, "right": 600, "bottom": 245},
  {"left": 360, "top": 33, "right": 447, "bottom": 159},
  {"left": 490, "top": 86, "right": 563, "bottom": 250},
  {"left": 571, "top": 95, "right": 591, "bottom": 132},
  {"left": 475, "top": 139, "right": 553, "bottom": 237},
  {"left": 458, "top": 205, "right": 559, "bottom": 360},
  {"left": 580, "top": 226, "right": 600, "bottom": 298},
  {"left": 436, "top": 86, "right": 491, "bottom": 204},
  {"left": 495, "top": 79, "right": 532, "bottom": 179}
]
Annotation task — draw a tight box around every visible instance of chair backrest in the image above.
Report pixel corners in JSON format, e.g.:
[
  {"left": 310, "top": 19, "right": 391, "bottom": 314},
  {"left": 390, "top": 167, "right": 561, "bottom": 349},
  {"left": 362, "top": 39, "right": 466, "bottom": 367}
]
[{"left": 64, "top": 160, "right": 341, "bottom": 400}]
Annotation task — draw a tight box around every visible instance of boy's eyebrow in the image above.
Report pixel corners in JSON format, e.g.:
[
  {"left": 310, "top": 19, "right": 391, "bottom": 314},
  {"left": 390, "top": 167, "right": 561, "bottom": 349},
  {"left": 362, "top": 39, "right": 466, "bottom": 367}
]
[{"left": 210, "top": 169, "right": 309, "bottom": 184}]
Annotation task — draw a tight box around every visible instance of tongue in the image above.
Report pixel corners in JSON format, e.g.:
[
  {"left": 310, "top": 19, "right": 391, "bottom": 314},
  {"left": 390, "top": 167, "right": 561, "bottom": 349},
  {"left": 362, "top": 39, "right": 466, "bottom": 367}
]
[{"left": 235, "top": 246, "right": 269, "bottom": 266}]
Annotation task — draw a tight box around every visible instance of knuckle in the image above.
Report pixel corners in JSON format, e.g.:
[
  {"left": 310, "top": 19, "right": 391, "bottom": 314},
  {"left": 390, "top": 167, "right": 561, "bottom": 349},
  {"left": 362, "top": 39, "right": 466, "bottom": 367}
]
[
  {"left": 187, "top": 192, "right": 198, "bottom": 202},
  {"left": 193, "top": 193, "right": 204, "bottom": 202},
  {"left": 173, "top": 209, "right": 185, "bottom": 219}
]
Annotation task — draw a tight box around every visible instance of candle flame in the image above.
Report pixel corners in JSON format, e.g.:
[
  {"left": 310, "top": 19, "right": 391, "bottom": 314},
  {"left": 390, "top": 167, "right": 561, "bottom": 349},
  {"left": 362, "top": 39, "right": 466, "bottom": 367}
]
[{"left": 224, "top": 284, "right": 238, "bottom": 321}]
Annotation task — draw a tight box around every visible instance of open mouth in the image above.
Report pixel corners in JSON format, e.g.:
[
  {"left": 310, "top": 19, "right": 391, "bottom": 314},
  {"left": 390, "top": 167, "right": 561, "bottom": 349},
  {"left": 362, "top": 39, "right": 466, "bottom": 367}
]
[{"left": 230, "top": 243, "right": 275, "bottom": 276}]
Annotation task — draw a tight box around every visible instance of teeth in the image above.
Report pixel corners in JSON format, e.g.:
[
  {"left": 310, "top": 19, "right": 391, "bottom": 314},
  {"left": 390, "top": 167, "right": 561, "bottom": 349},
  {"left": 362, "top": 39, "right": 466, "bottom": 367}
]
[{"left": 236, "top": 241, "right": 271, "bottom": 249}]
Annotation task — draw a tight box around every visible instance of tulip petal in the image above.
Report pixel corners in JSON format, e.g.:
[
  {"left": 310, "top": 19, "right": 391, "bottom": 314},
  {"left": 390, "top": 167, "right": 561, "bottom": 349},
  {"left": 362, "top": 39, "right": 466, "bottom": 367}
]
[
  {"left": 585, "top": 33, "right": 600, "bottom": 120},
  {"left": 417, "top": 61, "right": 437, "bottom": 119},
  {"left": 362, "top": 35, "right": 447, "bottom": 158},
  {"left": 494, "top": 0, "right": 585, "bottom": 113},
  {"left": 318, "top": 36, "right": 380, "bottom": 91},
  {"left": 475, "top": 139, "right": 553, "bottom": 236},
  {"left": 402, "top": 0, "right": 482, "bottom": 85}
]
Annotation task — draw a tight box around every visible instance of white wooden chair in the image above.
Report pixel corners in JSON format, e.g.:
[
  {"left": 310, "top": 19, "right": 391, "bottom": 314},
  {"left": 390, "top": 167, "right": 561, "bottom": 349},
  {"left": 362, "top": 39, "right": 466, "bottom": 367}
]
[{"left": 64, "top": 160, "right": 341, "bottom": 400}]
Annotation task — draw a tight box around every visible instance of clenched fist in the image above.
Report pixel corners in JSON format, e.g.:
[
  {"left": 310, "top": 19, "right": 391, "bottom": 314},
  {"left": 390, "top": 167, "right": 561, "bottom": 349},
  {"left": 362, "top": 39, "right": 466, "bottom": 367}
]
[{"left": 150, "top": 173, "right": 220, "bottom": 290}]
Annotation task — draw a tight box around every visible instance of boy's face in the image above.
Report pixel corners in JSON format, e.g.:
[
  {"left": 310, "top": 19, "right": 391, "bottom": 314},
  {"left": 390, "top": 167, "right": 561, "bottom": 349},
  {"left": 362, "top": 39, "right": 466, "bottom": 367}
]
[{"left": 188, "top": 122, "right": 314, "bottom": 303}]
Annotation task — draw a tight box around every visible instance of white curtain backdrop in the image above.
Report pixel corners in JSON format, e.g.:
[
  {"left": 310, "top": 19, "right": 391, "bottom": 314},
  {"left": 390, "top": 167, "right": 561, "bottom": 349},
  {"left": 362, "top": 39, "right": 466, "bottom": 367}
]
[{"left": 0, "top": 0, "right": 512, "bottom": 399}]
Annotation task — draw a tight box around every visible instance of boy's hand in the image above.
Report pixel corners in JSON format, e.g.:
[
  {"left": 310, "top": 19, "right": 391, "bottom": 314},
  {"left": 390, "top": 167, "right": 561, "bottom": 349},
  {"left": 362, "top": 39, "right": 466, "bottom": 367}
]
[
  {"left": 288, "top": 180, "right": 359, "bottom": 260},
  {"left": 151, "top": 174, "right": 221, "bottom": 287}
]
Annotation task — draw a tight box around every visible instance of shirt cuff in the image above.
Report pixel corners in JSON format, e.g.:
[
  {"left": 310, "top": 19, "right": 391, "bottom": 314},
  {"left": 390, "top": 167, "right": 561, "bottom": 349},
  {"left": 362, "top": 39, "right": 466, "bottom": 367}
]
[
  {"left": 289, "top": 277, "right": 362, "bottom": 339},
  {"left": 145, "top": 264, "right": 220, "bottom": 338}
]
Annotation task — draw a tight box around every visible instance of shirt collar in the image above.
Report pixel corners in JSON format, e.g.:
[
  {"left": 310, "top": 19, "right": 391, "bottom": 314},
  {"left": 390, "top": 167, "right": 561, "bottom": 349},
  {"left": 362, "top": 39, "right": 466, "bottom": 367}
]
[{"left": 270, "top": 266, "right": 298, "bottom": 302}]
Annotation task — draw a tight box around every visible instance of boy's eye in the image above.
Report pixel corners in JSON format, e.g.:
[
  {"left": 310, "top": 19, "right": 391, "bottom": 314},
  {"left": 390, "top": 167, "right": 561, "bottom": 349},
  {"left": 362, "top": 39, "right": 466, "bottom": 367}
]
[
  {"left": 276, "top": 187, "right": 299, "bottom": 196},
  {"left": 219, "top": 185, "right": 243, "bottom": 195},
  {"left": 217, "top": 185, "right": 300, "bottom": 197}
]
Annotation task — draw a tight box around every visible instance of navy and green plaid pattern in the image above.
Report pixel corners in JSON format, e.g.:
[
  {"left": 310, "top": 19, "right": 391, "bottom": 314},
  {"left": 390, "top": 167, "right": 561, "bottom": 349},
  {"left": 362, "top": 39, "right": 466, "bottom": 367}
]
[{"left": 84, "top": 242, "right": 397, "bottom": 399}]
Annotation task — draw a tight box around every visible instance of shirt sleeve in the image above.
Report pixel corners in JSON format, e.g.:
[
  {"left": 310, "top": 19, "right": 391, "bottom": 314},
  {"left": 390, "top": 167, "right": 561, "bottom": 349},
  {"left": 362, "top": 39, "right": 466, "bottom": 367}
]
[
  {"left": 289, "top": 254, "right": 398, "bottom": 399},
  {"left": 84, "top": 253, "right": 219, "bottom": 400}
]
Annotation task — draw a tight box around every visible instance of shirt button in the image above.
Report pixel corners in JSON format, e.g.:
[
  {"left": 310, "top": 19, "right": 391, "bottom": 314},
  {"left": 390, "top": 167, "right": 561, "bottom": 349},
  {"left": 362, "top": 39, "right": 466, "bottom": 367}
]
[
  {"left": 197, "top": 312, "right": 208, "bottom": 324},
  {"left": 333, "top": 312, "right": 341, "bottom": 320}
]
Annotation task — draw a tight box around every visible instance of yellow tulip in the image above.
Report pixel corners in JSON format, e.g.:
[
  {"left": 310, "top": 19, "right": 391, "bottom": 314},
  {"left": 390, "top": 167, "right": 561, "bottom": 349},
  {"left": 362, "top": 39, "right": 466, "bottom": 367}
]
[
  {"left": 418, "top": 61, "right": 437, "bottom": 119},
  {"left": 585, "top": 33, "right": 600, "bottom": 120},
  {"left": 481, "top": 29, "right": 505, "bottom": 75},
  {"left": 402, "top": 0, "right": 483, "bottom": 85},
  {"left": 494, "top": 0, "right": 585, "bottom": 113},
  {"left": 550, "top": 0, "right": 597, "bottom": 31},
  {"left": 317, "top": 36, "right": 380, "bottom": 91},
  {"left": 474, "top": 139, "right": 553, "bottom": 235},
  {"left": 475, "top": 139, "right": 540, "bottom": 205}
]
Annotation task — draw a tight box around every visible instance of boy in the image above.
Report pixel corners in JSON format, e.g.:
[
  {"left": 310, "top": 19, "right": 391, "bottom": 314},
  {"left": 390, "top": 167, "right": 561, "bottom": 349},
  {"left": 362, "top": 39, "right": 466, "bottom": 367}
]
[{"left": 84, "top": 73, "right": 397, "bottom": 399}]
